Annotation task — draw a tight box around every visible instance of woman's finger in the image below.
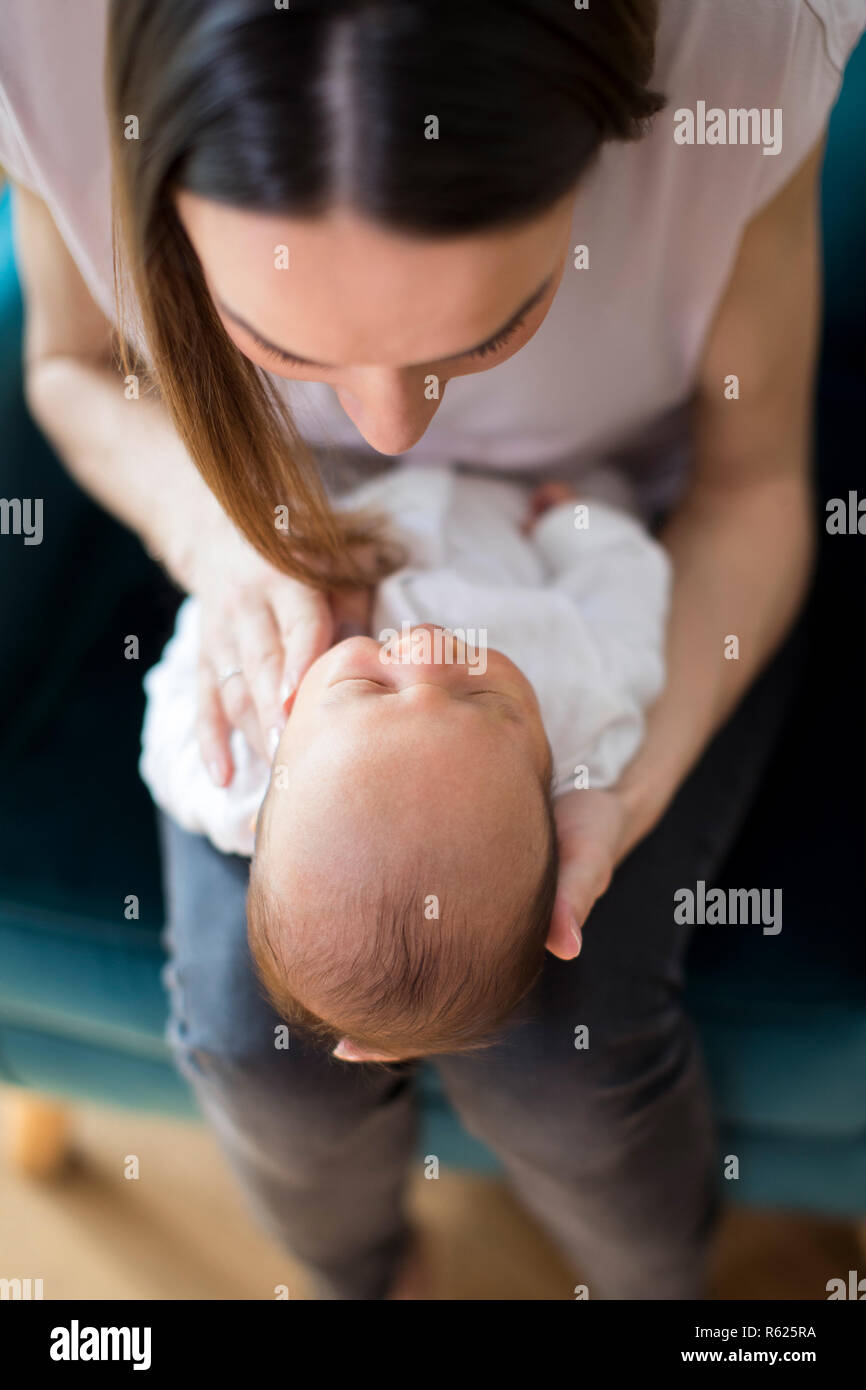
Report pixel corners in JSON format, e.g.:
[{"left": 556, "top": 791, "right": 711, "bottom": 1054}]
[
  {"left": 196, "top": 663, "right": 235, "bottom": 786},
  {"left": 217, "top": 670, "right": 267, "bottom": 758},
  {"left": 201, "top": 641, "right": 266, "bottom": 759},
  {"left": 271, "top": 587, "right": 333, "bottom": 704},
  {"left": 557, "top": 847, "right": 613, "bottom": 928},
  {"left": 557, "top": 867, "right": 602, "bottom": 929},
  {"left": 236, "top": 598, "right": 288, "bottom": 757}
]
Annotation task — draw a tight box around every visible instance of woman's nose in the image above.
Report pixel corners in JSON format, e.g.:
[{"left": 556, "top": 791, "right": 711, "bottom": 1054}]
[{"left": 335, "top": 369, "right": 444, "bottom": 455}]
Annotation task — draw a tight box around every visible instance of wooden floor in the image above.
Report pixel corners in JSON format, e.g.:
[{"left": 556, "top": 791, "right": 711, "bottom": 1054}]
[{"left": 0, "top": 1098, "right": 860, "bottom": 1300}]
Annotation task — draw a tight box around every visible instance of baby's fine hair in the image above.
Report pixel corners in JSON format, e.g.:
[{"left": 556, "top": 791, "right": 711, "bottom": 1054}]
[{"left": 247, "top": 791, "right": 559, "bottom": 1062}]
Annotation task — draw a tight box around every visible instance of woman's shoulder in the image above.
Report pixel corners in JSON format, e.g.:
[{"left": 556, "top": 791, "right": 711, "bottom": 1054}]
[
  {"left": 0, "top": 0, "right": 108, "bottom": 190},
  {"left": 0, "top": 1, "right": 115, "bottom": 321},
  {"left": 650, "top": 0, "right": 866, "bottom": 218},
  {"left": 657, "top": 0, "right": 865, "bottom": 79},
  {"left": 784, "top": 0, "right": 866, "bottom": 73}
]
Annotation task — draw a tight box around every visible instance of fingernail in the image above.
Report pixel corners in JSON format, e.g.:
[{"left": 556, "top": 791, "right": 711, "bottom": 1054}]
[
  {"left": 570, "top": 921, "right": 583, "bottom": 955},
  {"left": 268, "top": 725, "right": 281, "bottom": 758}
]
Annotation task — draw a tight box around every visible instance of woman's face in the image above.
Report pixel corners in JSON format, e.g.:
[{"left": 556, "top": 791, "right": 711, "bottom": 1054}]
[{"left": 176, "top": 190, "right": 575, "bottom": 455}]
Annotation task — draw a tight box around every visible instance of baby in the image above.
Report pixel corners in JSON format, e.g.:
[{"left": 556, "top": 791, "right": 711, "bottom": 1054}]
[{"left": 141, "top": 465, "right": 671, "bottom": 1061}]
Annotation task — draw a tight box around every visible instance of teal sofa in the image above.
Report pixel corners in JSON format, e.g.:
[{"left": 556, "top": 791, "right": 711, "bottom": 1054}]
[{"left": 1, "top": 40, "right": 865, "bottom": 1213}]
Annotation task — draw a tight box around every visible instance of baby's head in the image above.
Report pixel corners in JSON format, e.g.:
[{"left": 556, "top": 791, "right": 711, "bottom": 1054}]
[{"left": 247, "top": 626, "right": 558, "bottom": 1062}]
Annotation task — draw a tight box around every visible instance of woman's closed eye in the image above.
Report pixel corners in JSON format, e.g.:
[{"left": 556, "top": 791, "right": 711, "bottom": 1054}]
[
  {"left": 245, "top": 314, "right": 529, "bottom": 372},
  {"left": 463, "top": 314, "right": 528, "bottom": 362}
]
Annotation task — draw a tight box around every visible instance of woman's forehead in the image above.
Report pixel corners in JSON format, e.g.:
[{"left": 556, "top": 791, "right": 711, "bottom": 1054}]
[{"left": 176, "top": 188, "right": 572, "bottom": 368}]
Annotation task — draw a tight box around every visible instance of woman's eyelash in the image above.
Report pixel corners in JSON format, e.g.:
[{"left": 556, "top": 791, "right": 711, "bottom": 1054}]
[
  {"left": 249, "top": 314, "right": 529, "bottom": 369},
  {"left": 467, "top": 314, "right": 527, "bottom": 360},
  {"left": 250, "top": 334, "right": 309, "bottom": 368}
]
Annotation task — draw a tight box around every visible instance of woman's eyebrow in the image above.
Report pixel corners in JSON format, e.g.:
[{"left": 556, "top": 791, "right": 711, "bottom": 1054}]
[{"left": 215, "top": 272, "right": 554, "bottom": 368}]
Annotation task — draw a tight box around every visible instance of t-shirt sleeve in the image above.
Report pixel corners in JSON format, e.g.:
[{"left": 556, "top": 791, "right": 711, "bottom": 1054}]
[
  {"left": 0, "top": 79, "right": 38, "bottom": 190},
  {"left": 748, "top": 0, "right": 866, "bottom": 216}
]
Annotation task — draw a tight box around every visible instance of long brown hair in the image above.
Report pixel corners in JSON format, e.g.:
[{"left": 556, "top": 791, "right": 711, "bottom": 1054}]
[{"left": 106, "top": 0, "right": 663, "bottom": 587}]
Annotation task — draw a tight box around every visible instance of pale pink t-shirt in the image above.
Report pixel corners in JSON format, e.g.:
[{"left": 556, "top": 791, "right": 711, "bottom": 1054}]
[{"left": 1, "top": 0, "right": 863, "bottom": 514}]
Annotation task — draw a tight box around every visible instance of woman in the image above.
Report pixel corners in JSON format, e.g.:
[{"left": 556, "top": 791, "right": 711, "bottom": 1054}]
[{"left": 2, "top": 0, "right": 863, "bottom": 1298}]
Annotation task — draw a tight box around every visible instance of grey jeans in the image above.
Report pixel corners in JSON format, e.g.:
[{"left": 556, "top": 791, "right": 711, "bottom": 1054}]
[{"left": 158, "top": 630, "right": 803, "bottom": 1300}]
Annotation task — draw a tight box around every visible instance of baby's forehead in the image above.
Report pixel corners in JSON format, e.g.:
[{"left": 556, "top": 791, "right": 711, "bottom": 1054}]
[
  {"left": 274, "top": 725, "right": 539, "bottom": 829},
  {"left": 258, "top": 760, "right": 552, "bottom": 915}
]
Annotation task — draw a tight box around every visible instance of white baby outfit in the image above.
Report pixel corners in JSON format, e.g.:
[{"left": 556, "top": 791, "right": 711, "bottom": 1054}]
[{"left": 140, "top": 467, "right": 671, "bottom": 856}]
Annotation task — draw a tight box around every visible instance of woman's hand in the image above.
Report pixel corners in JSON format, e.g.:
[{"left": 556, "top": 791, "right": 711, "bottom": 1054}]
[
  {"left": 191, "top": 513, "right": 336, "bottom": 786},
  {"left": 550, "top": 788, "right": 631, "bottom": 954},
  {"left": 192, "top": 511, "right": 377, "bottom": 786}
]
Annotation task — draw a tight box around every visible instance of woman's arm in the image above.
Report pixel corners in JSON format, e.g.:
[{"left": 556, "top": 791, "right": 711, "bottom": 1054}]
[
  {"left": 553, "top": 140, "right": 823, "bottom": 937},
  {"left": 619, "top": 139, "right": 822, "bottom": 852},
  {"left": 13, "top": 183, "right": 333, "bottom": 782},
  {"left": 13, "top": 183, "right": 216, "bottom": 585}
]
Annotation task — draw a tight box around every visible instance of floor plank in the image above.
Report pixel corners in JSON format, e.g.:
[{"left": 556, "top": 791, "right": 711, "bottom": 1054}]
[{"left": 0, "top": 1099, "right": 859, "bottom": 1301}]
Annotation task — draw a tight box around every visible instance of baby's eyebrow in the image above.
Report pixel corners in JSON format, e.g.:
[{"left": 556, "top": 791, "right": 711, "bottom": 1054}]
[
  {"left": 461, "top": 687, "right": 527, "bottom": 726},
  {"left": 320, "top": 679, "right": 528, "bottom": 728}
]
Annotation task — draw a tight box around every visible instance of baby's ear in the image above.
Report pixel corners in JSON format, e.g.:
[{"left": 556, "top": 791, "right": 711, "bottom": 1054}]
[
  {"left": 332, "top": 1038, "right": 400, "bottom": 1064},
  {"left": 545, "top": 892, "right": 583, "bottom": 961}
]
